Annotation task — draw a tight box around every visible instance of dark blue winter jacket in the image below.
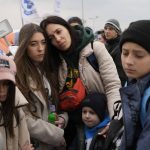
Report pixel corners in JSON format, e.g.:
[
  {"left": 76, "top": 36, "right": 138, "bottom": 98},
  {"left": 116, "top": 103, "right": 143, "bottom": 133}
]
[{"left": 119, "top": 74, "right": 150, "bottom": 150}]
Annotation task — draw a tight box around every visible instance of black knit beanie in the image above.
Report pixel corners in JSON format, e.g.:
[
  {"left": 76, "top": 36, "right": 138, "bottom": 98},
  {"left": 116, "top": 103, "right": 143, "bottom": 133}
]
[
  {"left": 81, "top": 93, "right": 107, "bottom": 121},
  {"left": 120, "top": 20, "right": 150, "bottom": 53}
]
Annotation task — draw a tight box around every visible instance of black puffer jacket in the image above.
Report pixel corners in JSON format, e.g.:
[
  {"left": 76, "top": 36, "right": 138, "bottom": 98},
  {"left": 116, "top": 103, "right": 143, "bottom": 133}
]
[
  {"left": 68, "top": 125, "right": 105, "bottom": 150},
  {"left": 105, "top": 36, "right": 127, "bottom": 86}
]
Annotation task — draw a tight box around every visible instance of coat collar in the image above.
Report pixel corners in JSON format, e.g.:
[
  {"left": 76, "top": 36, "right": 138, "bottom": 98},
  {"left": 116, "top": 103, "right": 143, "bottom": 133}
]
[
  {"left": 79, "top": 43, "right": 93, "bottom": 57},
  {"left": 15, "top": 87, "right": 28, "bottom": 107}
]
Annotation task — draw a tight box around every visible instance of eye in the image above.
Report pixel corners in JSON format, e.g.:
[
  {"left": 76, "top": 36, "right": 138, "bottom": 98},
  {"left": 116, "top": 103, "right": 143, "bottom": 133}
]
[
  {"left": 56, "top": 29, "right": 61, "bottom": 35},
  {"left": 122, "top": 50, "right": 129, "bottom": 56},
  {"left": 30, "top": 42, "right": 37, "bottom": 46},
  {"left": 41, "top": 40, "right": 46, "bottom": 45},
  {"left": 135, "top": 54, "right": 144, "bottom": 58},
  {"left": 89, "top": 111, "right": 95, "bottom": 115},
  {"left": 104, "top": 27, "right": 107, "bottom": 30},
  {"left": 82, "top": 110, "right": 86, "bottom": 114}
]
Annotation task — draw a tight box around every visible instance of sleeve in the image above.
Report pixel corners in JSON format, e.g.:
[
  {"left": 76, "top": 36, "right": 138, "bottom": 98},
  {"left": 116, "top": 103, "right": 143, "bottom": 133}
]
[
  {"left": 18, "top": 108, "right": 31, "bottom": 148},
  {"left": 23, "top": 106, "right": 64, "bottom": 147},
  {"left": 0, "top": 127, "right": 6, "bottom": 150},
  {"left": 136, "top": 107, "right": 150, "bottom": 150},
  {"left": 93, "top": 41, "right": 122, "bottom": 118}
]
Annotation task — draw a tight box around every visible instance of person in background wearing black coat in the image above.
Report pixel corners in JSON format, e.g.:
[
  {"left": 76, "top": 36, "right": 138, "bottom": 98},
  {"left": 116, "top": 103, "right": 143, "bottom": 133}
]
[{"left": 104, "top": 19, "right": 127, "bottom": 86}]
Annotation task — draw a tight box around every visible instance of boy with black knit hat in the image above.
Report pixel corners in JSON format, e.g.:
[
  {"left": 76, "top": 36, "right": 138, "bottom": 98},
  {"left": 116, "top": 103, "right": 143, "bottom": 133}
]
[
  {"left": 118, "top": 20, "right": 150, "bottom": 150},
  {"left": 69, "top": 93, "right": 110, "bottom": 150}
]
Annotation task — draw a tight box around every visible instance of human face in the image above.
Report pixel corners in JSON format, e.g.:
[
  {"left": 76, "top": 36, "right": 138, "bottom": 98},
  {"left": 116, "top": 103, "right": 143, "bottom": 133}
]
[
  {"left": 104, "top": 25, "right": 118, "bottom": 40},
  {"left": 0, "top": 80, "right": 9, "bottom": 102},
  {"left": 82, "top": 107, "right": 100, "bottom": 128},
  {"left": 27, "top": 32, "right": 46, "bottom": 64},
  {"left": 121, "top": 42, "right": 150, "bottom": 79},
  {"left": 46, "top": 24, "right": 71, "bottom": 51}
]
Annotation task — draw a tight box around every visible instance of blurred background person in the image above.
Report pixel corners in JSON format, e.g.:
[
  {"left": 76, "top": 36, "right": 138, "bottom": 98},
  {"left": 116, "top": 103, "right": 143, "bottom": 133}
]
[
  {"left": 68, "top": 16, "right": 83, "bottom": 27},
  {"left": 95, "top": 29, "right": 106, "bottom": 43},
  {"left": 104, "top": 19, "right": 127, "bottom": 86}
]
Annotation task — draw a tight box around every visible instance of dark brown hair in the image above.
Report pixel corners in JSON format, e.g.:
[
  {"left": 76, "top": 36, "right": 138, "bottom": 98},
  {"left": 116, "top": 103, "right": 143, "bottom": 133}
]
[
  {"left": 15, "top": 23, "right": 59, "bottom": 116},
  {"left": 68, "top": 16, "right": 83, "bottom": 26},
  {"left": 0, "top": 81, "right": 19, "bottom": 137}
]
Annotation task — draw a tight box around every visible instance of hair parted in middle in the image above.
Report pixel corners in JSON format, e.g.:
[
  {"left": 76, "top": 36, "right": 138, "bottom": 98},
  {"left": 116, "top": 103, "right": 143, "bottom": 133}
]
[{"left": 15, "top": 23, "right": 59, "bottom": 116}]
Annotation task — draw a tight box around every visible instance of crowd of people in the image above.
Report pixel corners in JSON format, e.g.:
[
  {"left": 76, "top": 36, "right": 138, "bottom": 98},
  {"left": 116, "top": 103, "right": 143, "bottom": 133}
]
[{"left": 0, "top": 15, "right": 150, "bottom": 150}]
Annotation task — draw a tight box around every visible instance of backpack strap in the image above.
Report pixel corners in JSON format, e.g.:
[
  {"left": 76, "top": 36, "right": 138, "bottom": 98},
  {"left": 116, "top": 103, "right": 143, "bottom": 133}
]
[
  {"left": 140, "top": 86, "right": 150, "bottom": 127},
  {"left": 86, "top": 42, "right": 99, "bottom": 73}
]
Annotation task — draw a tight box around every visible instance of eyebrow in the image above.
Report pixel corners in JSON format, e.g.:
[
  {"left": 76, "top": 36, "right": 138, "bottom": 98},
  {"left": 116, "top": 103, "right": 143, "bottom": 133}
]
[
  {"left": 48, "top": 28, "right": 61, "bottom": 36},
  {"left": 30, "top": 39, "right": 45, "bottom": 42},
  {"left": 122, "top": 48, "right": 146, "bottom": 54}
]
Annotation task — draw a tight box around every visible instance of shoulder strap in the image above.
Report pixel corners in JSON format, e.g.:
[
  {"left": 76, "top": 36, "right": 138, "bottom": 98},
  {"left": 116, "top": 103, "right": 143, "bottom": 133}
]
[
  {"left": 140, "top": 86, "right": 150, "bottom": 127},
  {"left": 87, "top": 42, "right": 99, "bottom": 73}
]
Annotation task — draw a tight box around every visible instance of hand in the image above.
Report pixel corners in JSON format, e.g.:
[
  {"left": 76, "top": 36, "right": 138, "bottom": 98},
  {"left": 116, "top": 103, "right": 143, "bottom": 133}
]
[
  {"left": 22, "top": 141, "right": 35, "bottom": 150},
  {"left": 98, "top": 124, "right": 110, "bottom": 138},
  {"left": 55, "top": 116, "right": 65, "bottom": 128}
]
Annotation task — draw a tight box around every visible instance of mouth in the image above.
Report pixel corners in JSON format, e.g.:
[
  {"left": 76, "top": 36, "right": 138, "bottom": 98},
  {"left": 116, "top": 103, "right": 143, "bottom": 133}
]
[
  {"left": 38, "top": 54, "right": 44, "bottom": 57},
  {"left": 59, "top": 41, "right": 66, "bottom": 48},
  {"left": 125, "top": 68, "right": 136, "bottom": 73},
  {"left": 84, "top": 120, "right": 92, "bottom": 123}
]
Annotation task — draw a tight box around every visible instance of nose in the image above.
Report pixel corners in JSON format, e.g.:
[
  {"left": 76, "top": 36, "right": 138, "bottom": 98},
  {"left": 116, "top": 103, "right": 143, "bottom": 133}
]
[
  {"left": 54, "top": 35, "right": 61, "bottom": 43},
  {"left": 125, "top": 54, "right": 134, "bottom": 65},
  {"left": 85, "top": 112, "right": 90, "bottom": 118},
  {"left": 38, "top": 43, "right": 45, "bottom": 51}
]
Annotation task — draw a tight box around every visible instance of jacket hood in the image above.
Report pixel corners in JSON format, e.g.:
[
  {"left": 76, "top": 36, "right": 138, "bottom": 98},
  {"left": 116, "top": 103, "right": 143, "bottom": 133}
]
[
  {"left": 60, "top": 25, "right": 94, "bottom": 68},
  {"left": 74, "top": 25, "right": 94, "bottom": 51}
]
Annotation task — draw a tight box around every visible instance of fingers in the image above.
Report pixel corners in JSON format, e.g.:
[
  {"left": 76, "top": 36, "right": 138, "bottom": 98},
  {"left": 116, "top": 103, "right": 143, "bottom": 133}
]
[
  {"left": 54, "top": 117, "right": 65, "bottom": 128},
  {"left": 22, "top": 141, "right": 35, "bottom": 150},
  {"left": 55, "top": 120, "right": 64, "bottom": 128},
  {"left": 98, "top": 125, "right": 109, "bottom": 137}
]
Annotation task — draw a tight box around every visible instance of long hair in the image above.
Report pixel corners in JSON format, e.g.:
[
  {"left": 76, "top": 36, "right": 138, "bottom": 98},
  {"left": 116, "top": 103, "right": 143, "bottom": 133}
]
[
  {"left": 15, "top": 23, "right": 59, "bottom": 115},
  {"left": 40, "top": 15, "right": 79, "bottom": 67},
  {"left": 0, "top": 81, "right": 19, "bottom": 137}
]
